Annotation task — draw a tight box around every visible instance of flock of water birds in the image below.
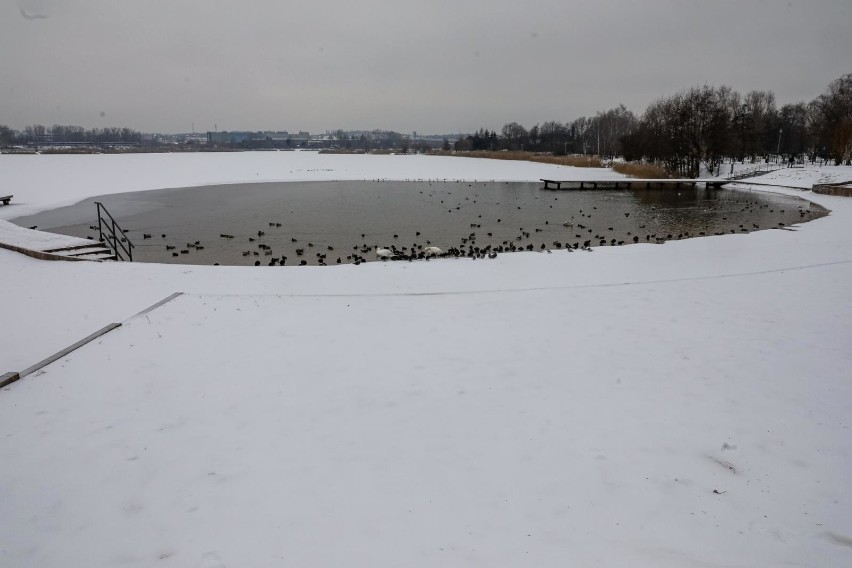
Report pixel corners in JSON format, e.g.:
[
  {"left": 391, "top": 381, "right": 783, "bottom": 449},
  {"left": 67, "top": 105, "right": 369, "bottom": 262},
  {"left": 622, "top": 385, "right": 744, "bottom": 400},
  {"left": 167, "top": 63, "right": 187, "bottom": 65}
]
[{"left": 214, "top": 225, "right": 556, "bottom": 266}]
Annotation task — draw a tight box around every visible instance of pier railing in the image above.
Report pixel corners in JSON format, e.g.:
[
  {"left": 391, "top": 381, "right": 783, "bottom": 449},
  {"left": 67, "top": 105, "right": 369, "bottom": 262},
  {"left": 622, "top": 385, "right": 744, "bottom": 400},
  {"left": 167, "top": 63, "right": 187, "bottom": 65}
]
[
  {"left": 725, "top": 163, "right": 782, "bottom": 180},
  {"left": 95, "top": 202, "right": 134, "bottom": 261}
]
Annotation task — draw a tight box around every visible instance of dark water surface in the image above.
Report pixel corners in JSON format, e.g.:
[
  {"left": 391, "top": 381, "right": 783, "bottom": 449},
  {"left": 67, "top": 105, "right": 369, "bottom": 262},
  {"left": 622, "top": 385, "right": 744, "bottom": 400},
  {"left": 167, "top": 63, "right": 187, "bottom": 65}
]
[{"left": 14, "top": 181, "right": 827, "bottom": 265}]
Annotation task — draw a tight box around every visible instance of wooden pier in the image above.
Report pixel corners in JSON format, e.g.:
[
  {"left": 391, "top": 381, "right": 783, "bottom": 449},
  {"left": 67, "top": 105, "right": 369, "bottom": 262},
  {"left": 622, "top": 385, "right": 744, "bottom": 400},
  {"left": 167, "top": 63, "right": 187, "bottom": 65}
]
[{"left": 540, "top": 179, "right": 728, "bottom": 190}]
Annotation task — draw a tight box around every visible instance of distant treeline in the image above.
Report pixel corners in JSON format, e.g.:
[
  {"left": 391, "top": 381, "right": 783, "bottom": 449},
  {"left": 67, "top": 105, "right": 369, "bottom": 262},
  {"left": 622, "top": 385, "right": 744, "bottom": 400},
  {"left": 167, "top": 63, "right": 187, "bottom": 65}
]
[
  {"left": 0, "top": 124, "right": 143, "bottom": 146},
  {"left": 457, "top": 73, "right": 852, "bottom": 177},
  {"left": 454, "top": 104, "right": 636, "bottom": 159},
  {"left": 3, "top": 74, "right": 849, "bottom": 172}
]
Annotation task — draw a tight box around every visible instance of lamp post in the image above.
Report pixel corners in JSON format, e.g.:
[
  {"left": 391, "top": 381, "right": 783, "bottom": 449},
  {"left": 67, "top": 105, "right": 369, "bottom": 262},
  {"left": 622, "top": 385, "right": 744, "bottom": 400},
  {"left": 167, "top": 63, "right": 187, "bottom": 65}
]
[{"left": 777, "top": 128, "right": 783, "bottom": 163}]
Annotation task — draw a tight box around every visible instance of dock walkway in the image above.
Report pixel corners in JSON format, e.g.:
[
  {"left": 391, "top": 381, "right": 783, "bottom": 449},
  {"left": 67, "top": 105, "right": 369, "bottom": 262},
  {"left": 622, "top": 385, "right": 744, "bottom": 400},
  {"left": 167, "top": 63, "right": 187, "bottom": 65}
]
[{"left": 540, "top": 178, "right": 728, "bottom": 190}]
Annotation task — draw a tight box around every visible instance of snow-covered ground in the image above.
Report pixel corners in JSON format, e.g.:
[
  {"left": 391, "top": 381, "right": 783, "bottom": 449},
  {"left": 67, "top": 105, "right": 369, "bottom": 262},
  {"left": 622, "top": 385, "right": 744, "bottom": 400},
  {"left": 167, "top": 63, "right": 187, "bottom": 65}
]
[{"left": 1, "top": 152, "right": 851, "bottom": 567}]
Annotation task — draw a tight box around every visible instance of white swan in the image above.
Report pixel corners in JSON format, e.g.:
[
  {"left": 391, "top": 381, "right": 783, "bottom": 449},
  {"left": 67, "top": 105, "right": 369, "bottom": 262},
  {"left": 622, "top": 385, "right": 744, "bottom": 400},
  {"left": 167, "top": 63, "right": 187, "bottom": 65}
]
[
  {"left": 423, "top": 246, "right": 442, "bottom": 255},
  {"left": 375, "top": 246, "right": 392, "bottom": 259}
]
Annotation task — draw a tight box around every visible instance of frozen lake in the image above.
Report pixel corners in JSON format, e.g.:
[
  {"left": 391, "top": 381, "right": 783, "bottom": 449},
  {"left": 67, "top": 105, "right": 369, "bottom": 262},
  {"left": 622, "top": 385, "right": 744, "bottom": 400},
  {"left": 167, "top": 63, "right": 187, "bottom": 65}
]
[{"left": 13, "top": 180, "right": 826, "bottom": 265}]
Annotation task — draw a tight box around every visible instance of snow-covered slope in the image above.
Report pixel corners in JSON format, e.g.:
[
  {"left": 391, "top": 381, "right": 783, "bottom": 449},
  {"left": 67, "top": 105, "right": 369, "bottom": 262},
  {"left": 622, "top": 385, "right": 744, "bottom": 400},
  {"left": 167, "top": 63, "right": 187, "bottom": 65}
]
[{"left": 1, "top": 153, "right": 850, "bottom": 567}]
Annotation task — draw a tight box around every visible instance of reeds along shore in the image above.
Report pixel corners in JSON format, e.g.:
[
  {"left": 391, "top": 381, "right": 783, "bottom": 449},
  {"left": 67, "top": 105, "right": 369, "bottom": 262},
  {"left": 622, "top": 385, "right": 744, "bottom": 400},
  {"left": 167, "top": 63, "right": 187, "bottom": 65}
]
[
  {"left": 611, "top": 162, "right": 670, "bottom": 179},
  {"left": 430, "top": 150, "right": 602, "bottom": 168},
  {"left": 432, "top": 150, "right": 670, "bottom": 179}
]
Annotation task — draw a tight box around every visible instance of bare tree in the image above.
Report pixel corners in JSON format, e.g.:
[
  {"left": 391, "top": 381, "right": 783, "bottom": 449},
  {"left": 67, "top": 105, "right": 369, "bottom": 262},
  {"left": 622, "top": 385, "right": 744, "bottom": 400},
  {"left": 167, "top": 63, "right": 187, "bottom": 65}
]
[
  {"left": 500, "top": 122, "right": 528, "bottom": 150},
  {"left": 809, "top": 73, "right": 852, "bottom": 164},
  {"left": 0, "top": 125, "right": 13, "bottom": 146}
]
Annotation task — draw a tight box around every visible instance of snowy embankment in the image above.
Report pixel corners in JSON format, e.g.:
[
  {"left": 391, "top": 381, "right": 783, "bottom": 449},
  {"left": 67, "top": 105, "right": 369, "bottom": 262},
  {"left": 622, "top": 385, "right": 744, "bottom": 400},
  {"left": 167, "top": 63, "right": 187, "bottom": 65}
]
[
  {"left": 0, "top": 153, "right": 851, "bottom": 567},
  {"left": 0, "top": 221, "right": 92, "bottom": 251}
]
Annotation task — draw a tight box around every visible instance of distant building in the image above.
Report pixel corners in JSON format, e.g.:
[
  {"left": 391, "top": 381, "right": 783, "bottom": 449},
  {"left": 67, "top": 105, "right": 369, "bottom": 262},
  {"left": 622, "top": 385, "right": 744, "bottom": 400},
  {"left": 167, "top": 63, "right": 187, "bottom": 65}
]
[{"left": 207, "top": 131, "right": 299, "bottom": 146}]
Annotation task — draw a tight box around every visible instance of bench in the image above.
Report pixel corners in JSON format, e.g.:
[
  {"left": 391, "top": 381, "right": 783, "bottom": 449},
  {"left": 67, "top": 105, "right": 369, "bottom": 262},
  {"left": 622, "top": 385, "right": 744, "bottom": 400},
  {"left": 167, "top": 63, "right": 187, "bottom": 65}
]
[{"left": 0, "top": 195, "right": 11, "bottom": 205}]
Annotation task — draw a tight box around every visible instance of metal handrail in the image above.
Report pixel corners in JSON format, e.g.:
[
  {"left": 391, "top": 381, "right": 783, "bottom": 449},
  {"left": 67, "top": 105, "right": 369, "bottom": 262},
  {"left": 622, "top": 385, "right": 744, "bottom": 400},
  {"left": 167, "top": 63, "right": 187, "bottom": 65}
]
[
  {"left": 95, "top": 202, "right": 134, "bottom": 261},
  {"left": 725, "top": 163, "right": 781, "bottom": 181}
]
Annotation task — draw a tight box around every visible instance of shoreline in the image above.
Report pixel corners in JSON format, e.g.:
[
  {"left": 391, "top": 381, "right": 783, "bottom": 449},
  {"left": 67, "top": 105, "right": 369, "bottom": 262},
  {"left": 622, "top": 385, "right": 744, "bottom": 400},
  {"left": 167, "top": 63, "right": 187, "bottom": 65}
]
[{"left": 6, "top": 178, "right": 828, "bottom": 268}]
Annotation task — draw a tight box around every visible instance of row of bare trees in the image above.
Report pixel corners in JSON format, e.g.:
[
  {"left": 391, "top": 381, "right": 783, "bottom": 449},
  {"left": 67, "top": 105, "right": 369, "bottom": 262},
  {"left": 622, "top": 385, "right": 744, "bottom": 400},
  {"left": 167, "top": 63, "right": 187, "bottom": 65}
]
[
  {"left": 624, "top": 74, "right": 852, "bottom": 176},
  {"left": 810, "top": 74, "right": 852, "bottom": 166},
  {"left": 0, "top": 124, "right": 142, "bottom": 146},
  {"left": 455, "top": 105, "right": 638, "bottom": 157},
  {"left": 454, "top": 73, "right": 851, "bottom": 177}
]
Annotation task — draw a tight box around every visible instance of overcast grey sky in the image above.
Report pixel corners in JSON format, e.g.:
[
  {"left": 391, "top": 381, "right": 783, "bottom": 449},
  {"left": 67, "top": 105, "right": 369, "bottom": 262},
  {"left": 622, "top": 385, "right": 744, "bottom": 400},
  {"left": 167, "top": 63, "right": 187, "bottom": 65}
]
[{"left": 2, "top": 0, "right": 850, "bottom": 134}]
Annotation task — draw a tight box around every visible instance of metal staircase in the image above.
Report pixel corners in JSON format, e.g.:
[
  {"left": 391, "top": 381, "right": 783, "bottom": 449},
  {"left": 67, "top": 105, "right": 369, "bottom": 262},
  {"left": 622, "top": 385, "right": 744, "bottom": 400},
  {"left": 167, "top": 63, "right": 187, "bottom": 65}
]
[
  {"left": 42, "top": 241, "right": 117, "bottom": 260},
  {"left": 95, "top": 201, "right": 134, "bottom": 261}
]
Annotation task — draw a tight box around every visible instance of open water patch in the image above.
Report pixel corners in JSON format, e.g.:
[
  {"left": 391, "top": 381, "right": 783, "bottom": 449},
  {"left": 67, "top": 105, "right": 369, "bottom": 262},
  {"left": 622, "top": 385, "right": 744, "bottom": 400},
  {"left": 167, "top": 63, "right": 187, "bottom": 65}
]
[{"left": 13, "top": 180, "right": 827, "bottom": 266}]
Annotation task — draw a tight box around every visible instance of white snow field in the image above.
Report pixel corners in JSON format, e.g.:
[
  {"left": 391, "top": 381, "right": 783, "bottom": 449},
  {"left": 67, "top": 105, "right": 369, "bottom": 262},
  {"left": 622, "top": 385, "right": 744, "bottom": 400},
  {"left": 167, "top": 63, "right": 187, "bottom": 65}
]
[{"left": 1, "top": 152, "right": 851, "bottom": 567}]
